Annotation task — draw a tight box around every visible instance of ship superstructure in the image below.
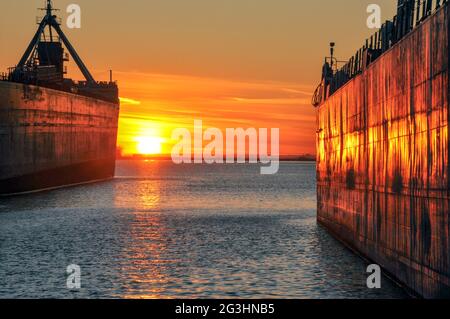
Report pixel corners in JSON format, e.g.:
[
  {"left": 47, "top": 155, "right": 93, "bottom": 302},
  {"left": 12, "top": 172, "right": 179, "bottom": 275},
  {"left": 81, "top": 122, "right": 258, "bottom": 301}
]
[
  {"left": 0, "top": 1, "right": 120, "bottom": 194},
  {"left": 2, "top": 0, "right": 118, "bottom": 103}
]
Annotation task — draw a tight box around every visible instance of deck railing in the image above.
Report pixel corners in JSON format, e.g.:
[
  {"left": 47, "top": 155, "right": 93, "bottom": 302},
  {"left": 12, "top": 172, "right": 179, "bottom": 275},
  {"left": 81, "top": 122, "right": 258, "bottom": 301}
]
[{"left": 313, "top": 0, "right": 448, "bottom": 107}]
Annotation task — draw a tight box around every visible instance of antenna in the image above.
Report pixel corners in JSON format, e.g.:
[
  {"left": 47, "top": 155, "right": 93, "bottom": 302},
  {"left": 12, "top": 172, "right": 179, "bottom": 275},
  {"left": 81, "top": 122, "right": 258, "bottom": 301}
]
[
  {"left": 47, "top": 0, "right": 52, "bottom": 16},
  {"left": 40, "top": 0, "right": 56, "bottom": 17},
  {"left": 39, "top": 0, "right": 58, "bottom": 40},
  {"left": 330, "top": 42, "right": 335, "bottom": 68}
]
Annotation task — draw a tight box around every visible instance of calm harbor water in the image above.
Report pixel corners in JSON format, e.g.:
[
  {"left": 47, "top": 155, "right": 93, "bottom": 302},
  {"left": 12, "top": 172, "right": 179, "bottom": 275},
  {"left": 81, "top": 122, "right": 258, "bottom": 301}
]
[{"left": 0, "top": 161, "right": 407, "bottom": 298}]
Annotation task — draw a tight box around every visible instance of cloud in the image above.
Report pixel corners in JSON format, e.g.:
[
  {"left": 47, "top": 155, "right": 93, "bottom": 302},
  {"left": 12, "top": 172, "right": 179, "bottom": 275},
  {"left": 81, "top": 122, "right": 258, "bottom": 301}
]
[{"left": 119, "top": 97, "right": 142, "bottom": 105}]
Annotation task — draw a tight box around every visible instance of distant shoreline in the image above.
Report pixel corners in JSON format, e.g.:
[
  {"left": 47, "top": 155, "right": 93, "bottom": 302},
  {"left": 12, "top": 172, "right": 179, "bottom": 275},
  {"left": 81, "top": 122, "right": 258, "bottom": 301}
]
[{"left": 116, "top": 155, "right": 316, "bottom": 162}]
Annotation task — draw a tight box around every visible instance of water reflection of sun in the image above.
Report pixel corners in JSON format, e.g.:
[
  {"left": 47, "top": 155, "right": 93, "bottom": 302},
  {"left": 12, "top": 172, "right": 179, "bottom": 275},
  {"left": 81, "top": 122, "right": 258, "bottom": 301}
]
[{"left": 113, "top": 176, "right": 170, "bottom": 299}]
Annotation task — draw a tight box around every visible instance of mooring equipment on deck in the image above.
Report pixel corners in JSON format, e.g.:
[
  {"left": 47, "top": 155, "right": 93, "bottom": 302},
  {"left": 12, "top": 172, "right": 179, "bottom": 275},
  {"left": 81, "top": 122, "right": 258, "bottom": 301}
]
[{"left": 8, "top": 0, "right": 118, "bottom": 103}]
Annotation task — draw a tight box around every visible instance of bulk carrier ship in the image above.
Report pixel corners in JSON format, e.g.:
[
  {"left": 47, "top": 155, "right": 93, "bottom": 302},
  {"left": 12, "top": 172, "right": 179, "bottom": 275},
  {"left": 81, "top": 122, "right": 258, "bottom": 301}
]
[
  {"left": 313, "top": 0, "right": 450, "bottom": 298},
  {"left": 0, "top": 1, "right": 119, "bottom": 195}
]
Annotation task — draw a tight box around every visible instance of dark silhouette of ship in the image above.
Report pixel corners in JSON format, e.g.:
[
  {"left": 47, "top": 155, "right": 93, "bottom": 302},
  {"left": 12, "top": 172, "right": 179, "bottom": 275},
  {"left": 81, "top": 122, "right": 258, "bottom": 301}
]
[{"left": 0, "top": 1, "right": 120, "bottom": 195}]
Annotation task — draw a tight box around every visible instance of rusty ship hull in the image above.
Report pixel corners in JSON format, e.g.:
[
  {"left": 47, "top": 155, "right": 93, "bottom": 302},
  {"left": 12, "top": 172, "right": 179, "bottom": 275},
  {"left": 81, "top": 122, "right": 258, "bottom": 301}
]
[
  {"left": 0, "top": 81, "right": 119, "bottom": 195},
  {"left": 316, "top": 4, "right": 450, "bottom": 297}
]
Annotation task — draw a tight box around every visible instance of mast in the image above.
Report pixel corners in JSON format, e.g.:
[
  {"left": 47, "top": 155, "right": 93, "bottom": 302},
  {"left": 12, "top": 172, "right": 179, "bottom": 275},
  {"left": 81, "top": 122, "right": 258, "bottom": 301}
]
[
  {"left": 14, "top": 0, "right": 96, "bottom": 83},
  {"left": 46, "top": 0, "right": 53, "bottom": 41}
]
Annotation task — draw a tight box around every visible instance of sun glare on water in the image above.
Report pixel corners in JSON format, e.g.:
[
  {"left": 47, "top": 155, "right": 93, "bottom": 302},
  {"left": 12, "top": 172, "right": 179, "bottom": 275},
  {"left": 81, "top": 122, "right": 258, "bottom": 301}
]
[{"left": 136, "top": 136, "right": 163, "bottom": 155}]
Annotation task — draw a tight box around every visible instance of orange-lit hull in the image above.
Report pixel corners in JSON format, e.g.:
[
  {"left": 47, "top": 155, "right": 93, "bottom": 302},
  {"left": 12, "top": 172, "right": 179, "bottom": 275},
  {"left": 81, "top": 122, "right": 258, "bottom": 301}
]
[
  {"left": 0, "top": 81, "right": 119, "bottom": 195},
  {"left": 317, "top": 6, "right": 450, "bottom": 297}
]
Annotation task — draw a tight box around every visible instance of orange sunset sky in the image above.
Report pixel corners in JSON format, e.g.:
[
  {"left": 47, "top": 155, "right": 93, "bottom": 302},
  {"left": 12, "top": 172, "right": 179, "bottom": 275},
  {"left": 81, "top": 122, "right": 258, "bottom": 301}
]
[{"left": 0, "top": 0, "right": 396, "bottom": 156}]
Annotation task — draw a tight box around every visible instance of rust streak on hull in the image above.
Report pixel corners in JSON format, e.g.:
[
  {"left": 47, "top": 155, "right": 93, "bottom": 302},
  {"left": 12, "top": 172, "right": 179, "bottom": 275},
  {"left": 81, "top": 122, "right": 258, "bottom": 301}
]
[{"left": 317, "top": 6, "right": 450, "bottom": 298}]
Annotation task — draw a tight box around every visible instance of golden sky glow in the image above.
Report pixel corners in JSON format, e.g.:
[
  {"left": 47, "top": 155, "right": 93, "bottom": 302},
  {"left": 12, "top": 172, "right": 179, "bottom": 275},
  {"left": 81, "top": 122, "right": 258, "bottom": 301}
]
[
  {"left": 0, "top": 0, "right": 396, "bottom": 156},
  {"left": 116, "top": 71, "right": 315, "bottom": 155}
]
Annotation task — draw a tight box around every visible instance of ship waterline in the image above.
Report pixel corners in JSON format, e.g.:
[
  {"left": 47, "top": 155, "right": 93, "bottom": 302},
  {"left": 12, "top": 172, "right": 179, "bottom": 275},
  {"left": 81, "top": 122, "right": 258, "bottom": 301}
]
[{"left": 0, "top": 81, "right": 119, "bottom": 195}]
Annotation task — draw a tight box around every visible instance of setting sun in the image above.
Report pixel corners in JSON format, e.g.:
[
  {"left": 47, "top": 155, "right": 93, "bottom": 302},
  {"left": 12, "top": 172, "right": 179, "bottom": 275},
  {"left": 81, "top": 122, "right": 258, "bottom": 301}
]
[{"left": 136, "top": 136, "right": 163, "bottom": 155}]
